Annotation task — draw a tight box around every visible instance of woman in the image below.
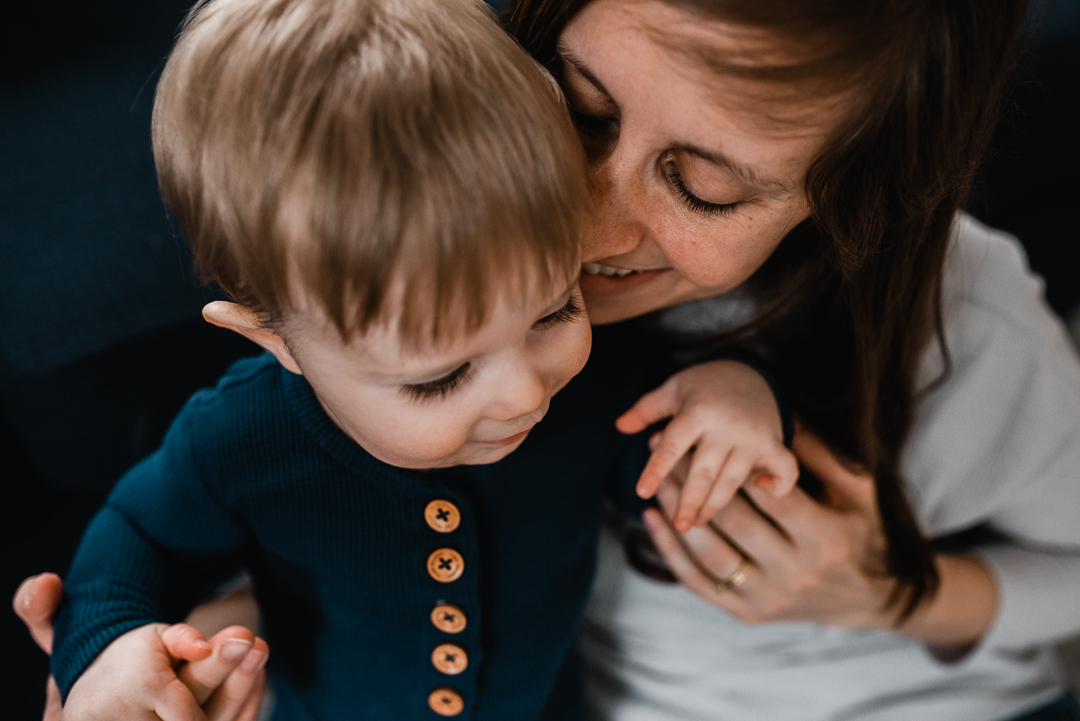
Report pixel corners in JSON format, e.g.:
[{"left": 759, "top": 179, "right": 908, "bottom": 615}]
[
  {"left": 504, "top": 0, "right": 1080, "bottom": 719},
  {"left": 16, "top": 0, "right": 1080, "bottom": 718}
]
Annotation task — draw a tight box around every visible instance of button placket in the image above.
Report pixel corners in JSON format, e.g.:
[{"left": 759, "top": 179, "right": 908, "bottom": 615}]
[{"left": 425, "top": 499, "right": 469, "bottom": 714}]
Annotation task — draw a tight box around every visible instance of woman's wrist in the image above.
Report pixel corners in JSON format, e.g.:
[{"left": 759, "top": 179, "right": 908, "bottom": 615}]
[{"left": 890, "top": 553, "right": 998, "bottom": 658}]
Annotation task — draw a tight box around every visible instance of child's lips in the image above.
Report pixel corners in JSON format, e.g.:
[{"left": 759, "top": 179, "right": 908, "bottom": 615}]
[{"left": 480, "top": 429, "right": 532, "bottom": 446}]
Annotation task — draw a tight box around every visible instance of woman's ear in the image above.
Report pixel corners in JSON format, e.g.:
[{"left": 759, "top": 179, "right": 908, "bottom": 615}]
[{"left": 202, "top": 301, "right": 302, "bottom": 375}]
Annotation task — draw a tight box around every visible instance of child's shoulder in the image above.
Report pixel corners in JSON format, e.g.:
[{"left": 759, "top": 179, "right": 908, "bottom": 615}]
[{"left": 174, "top": 352, "right": 295, "bottom": 445}]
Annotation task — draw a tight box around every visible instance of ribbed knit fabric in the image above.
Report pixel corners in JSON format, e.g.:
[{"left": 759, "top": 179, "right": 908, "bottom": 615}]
[{"left": 52, "top": 325, "right": 648, "bottom": 720}]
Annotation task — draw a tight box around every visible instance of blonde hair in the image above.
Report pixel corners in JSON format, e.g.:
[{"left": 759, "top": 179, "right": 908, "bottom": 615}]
[{"left": 153, "top": 0, "right": 588, "bottom": 343}]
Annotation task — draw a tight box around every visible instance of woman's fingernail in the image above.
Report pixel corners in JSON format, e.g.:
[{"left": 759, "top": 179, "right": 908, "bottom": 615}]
[
  {"left": 193, "top": 638, "right": 212, "bottom": 651},
  {"left": 241, "top": 649, "right": 267, "bottom": 673},
  {"left": 221, "top": 639, "right": 254, "bottom": 662}
]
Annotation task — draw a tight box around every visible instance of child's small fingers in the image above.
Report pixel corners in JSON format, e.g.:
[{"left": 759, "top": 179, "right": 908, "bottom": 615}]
[
  {"left": 703, "top": 455, "right": 754, "bottom": 523},
  {"left": 636, "top": 422, "right": 700, "bottom": 498},
  {"left": 754, "top": 447, "right": 800, "bottom": 497},
  {"left": 674, "top": 448, "right": 731, "bottom": 532},
  {"left": 616, "top": 381, "right": 679, "bottom": 435},
  {"left": 694, "top": 476, "right": 745, "bottom": 527},
  {"left": 161, "top": 623, "right": 212, "bottom": 662}
]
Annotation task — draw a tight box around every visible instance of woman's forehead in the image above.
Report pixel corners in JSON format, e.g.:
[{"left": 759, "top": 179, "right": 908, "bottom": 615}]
[{"left": 563, "top": 0, "right": 857, "bottom": 136}]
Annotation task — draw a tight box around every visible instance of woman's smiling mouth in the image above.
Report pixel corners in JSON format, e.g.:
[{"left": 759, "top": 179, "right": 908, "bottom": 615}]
[{"left": 579, "top": 263, "right": 670, "bottom": 296}]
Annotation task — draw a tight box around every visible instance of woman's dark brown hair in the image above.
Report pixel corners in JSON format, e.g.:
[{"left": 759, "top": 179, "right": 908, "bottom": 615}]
[{"left": 506, "top": 0, "right": 1029, "bottom": 617}]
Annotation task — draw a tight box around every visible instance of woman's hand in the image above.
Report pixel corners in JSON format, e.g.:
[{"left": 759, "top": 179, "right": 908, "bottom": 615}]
[
  {"left": 618, "top": 359, "right": 799, "bottom": 532},
  {"left": 12, "top": 573, "right": 268, "bottom": 720},
  {"left": 642, "top": 429, "right": 998, "bottom": 650}
]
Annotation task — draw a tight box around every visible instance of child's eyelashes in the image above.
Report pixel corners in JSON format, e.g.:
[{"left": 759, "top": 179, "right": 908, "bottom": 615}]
[
  {"left": 400, "top": 297, "right": 581, "bottom": 403},
  {"left": 402, "top": 363, "right": 472, "bottom": 402},
  {"left": 663, "top": 160, "right": 738, "bottom": 218},
  {"left": 534, "top": 294, "right": 585, "bottom": 331}
]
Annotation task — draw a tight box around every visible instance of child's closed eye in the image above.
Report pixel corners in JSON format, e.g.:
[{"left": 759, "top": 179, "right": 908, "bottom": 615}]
[
  {"left": 402, "top": 363, "right": 472, "bottom": 402},
  {"left": 533, "top": 294, "right": 585, "bottom": 331}
]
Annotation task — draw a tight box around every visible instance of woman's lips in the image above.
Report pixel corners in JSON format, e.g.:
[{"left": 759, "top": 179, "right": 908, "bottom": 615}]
[{"left": 579, "top": 264, "right": 669, "bottom": 297}]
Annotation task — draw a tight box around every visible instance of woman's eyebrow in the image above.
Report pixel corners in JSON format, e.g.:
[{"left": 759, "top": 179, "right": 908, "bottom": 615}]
[
  {"left": 680, "top": 144, "right": 792, "bottom": 193},
  {"left": 556, "top": 44, "right": 618, "bottom": 113}
]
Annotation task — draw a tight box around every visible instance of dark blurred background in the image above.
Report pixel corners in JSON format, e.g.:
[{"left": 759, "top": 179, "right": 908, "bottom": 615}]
[{"left": 0, "top": 0, "right": 1075, "bottom": 717}]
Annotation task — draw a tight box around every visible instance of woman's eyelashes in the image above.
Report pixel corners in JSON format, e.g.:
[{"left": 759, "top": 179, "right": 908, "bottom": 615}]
[
  {"left": 534, "top": 294, "right": 585, "bottom": 330},
  {"left": 663, "top": 160, "right": 738, "bottom": 217},
  {"left": 568, "top": 105, "right": 619, "bottom": 161},
  {"left": 402, "top": 363, "right": 472, "bottom": 402}
]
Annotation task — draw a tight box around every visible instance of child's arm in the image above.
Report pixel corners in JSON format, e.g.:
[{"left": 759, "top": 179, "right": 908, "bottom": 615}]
[
  {"left": 51, "top": 401, "right": 251, "bottom": 706},
  {"left": 14, "top": 573, "right": 267, "bottom": 721},
  {"left": 617, "top": 359, "right": 799, "bottom": 532}
]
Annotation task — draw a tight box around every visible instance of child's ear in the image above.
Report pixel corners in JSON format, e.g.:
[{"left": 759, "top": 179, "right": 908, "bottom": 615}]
[{"left": 202, "top": 301, "right": 302, "bottom": 375}]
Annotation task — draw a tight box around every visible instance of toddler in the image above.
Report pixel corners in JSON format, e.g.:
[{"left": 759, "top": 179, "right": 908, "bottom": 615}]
[{"left": 49, "top": 0, "right": 797, "bottom": 718}]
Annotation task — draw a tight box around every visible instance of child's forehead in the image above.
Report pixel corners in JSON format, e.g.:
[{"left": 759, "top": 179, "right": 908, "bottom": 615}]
[{"left": 291, "top": 275, "right": 576, "bottom": 378}]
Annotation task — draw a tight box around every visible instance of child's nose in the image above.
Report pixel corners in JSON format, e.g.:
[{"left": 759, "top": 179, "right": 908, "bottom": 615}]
[{"left": 490, "top": 364, "right": 550, "bottom": 423}]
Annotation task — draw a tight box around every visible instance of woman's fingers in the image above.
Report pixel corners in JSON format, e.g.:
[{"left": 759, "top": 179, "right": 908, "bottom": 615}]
[
  {"left": 642, "top": 509, "right": 727, "bottom": 596},
  {"left": 790, "top": 428, "right": 876, "bottom": 511},
  {"left": 176, "top": 626, "right": 256, "bottom": 706},
  {"left": 692, "top": 453, "right": 753, "bottom": 527},
  {"left": 655, "top": 480, "right": 756, "bottom": 578},
  {"left": 615, "top": 380, "right": 679, "bottom": 435},
  {"left": 204, "top": 638, "right": 269, "bottom": 721},
  {"left": 708, "top": 491, "right": 793, "bottom": 570},
  {"left": 674, "top": 445, "right": 733, "bottom": 531},
  {"left": 154, "top": 678, "right": 209, "bottom": 721},
  {"left": 13, "top": 572, "right": 63, "bottom": 655},
  {"left": 230, "top": 669, "right": 267, "bottom": 721}
]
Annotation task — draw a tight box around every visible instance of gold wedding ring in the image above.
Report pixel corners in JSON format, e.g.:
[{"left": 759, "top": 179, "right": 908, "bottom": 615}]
[{"left": 712, "top": 557, "right": 752, "bottom": 593}]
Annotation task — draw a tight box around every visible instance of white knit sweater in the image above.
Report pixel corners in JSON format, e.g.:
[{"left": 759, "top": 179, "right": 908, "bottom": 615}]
[{"left": 582, "top": 214, "right": 1080, "bottom": 721}]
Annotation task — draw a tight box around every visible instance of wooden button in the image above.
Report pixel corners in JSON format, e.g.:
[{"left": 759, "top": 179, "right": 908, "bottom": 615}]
[
  {"left": 427, "top": 548, "right": 464, "bottom": 583},
  {"left": 431, "top": 603, "right": 467, "bottom": 634},
  {"left": 428, "top": 687, "right": 464, "bottom": 716},
  {"left": 431, "top": 643, "right": 468, "bottom": 675},
  {"left": 425, "top": 500, "right": 461, "bottom": 533}
]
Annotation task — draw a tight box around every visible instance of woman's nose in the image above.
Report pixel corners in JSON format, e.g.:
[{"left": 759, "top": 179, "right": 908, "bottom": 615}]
[{"left": 583, "top": 152, "right": 648, "bottom": 263}]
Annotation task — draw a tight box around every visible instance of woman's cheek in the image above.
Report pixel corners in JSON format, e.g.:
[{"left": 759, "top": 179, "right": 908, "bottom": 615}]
[{"left": 663, "top": 214, "right": 788, "bottom": 287}]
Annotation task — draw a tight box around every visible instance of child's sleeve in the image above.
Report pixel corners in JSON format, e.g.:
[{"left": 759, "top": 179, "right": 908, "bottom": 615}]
[{"left": 50, "top": 408, "right": 248, "bottom": 701}]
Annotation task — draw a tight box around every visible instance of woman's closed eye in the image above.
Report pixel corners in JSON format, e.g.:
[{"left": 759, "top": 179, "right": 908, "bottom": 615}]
[
  {"left": 569, "top": 105, "right": 619, "bottom": 161},
  {"left": 402, "top": 363, "right": 472, "bottom": 402},
  {"left": 534, "top": 294, "right": 585, "bottom": 330},
  {"left": 663, "top": 160, "right": 738, "bottom": 217}
]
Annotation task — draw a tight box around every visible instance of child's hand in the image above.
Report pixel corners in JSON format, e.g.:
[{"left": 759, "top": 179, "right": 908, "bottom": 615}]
[
  {"left": 62, "top": 623, "right": 268, "bottom": 721},
  {"left": 617, "top": 359, "right": 799, "bottom": 532}
]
